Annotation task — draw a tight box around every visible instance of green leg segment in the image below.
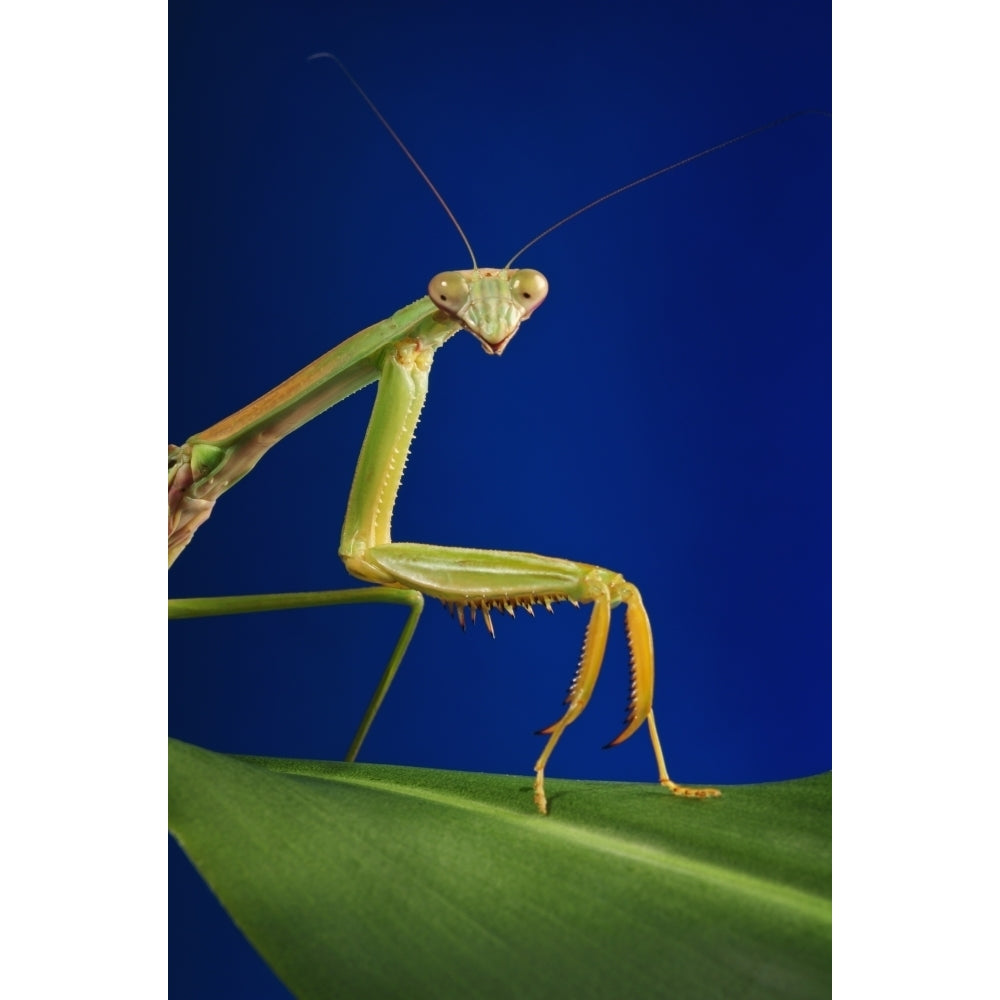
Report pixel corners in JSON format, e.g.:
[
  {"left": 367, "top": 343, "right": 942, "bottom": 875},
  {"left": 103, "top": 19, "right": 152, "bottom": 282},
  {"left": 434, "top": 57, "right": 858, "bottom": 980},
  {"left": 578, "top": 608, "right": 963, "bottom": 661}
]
[{"left": 169, "top": 587, "right": 425, "bottom": 762}]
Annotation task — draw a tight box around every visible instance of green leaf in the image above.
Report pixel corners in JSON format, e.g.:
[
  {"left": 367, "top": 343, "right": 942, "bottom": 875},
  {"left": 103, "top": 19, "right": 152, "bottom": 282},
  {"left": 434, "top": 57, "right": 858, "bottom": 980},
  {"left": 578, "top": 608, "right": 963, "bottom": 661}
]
[{"left": 169, "top": 738, "right": 830, "bottom": 999}]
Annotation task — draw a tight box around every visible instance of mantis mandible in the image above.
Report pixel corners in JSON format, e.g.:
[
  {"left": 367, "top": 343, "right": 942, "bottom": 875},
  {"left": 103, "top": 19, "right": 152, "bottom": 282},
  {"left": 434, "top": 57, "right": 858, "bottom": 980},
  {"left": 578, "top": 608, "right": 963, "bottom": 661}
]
[{"left": 169, "top": 57, "right": 818, "bottom": 813}]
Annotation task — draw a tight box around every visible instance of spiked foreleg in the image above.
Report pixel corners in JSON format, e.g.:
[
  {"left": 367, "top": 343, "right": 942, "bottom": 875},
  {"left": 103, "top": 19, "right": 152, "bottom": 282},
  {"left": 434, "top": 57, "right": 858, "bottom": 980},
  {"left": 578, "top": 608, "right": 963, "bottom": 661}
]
[
  {"left": 604, "top": 586, "right": 655, "bottom": 747},
  {"left": 533, "top": 588, "right": 612, "bottom": 814}
]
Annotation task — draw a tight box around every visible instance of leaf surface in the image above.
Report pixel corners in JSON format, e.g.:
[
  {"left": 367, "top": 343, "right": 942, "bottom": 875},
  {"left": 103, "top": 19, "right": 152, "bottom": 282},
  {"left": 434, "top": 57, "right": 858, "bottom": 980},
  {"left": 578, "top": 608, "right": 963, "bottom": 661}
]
[{"left": 169, "top": 738, "right": 830, "bottom": 999}]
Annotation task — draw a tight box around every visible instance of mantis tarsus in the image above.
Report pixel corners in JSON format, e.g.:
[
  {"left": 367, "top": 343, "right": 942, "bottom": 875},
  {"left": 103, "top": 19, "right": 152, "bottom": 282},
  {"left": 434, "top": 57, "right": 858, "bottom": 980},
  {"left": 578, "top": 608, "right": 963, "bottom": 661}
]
[{"left": 169, "top": 58, "right": 822, "bottom": 813}]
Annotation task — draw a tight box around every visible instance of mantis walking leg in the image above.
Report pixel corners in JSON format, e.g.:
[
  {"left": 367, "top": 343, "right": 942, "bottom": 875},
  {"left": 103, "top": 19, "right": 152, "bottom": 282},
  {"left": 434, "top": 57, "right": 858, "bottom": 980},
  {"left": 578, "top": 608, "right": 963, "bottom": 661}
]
[{"left": 169, "top": 587, "right": 424, "bottom": 762}]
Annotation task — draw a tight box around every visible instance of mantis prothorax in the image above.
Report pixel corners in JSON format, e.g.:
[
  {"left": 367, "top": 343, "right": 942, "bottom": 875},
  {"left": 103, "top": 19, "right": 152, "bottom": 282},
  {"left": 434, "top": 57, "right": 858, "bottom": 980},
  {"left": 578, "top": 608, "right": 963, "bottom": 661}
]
[{"left": 169, "top": 57, "right": 819, "bottom": 813}]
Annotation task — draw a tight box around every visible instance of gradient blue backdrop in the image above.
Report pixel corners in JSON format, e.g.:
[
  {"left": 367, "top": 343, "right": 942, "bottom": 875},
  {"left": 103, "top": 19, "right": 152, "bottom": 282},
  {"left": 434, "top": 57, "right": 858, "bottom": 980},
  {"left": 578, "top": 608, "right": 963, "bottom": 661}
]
[{"left": 169, "top": 1, "right": 830, "bottom": 994}]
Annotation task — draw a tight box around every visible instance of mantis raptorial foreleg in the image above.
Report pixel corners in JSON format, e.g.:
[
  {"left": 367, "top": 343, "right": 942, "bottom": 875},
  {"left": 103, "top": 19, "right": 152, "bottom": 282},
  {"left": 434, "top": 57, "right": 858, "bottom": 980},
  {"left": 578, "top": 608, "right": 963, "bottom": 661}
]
[{"left": 169, "top": 265, "right": 720, "bottom": 813}]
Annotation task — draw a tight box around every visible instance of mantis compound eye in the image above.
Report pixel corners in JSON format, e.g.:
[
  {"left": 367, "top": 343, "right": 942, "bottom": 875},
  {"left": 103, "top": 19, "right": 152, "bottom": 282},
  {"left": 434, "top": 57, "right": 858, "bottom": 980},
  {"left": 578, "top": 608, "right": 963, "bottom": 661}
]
[
  {"left": 428, "top": 272, "right": 471, "bottom": 313},
  {"left": 509, "top": 269, "right": 549, "bottom": 313}
]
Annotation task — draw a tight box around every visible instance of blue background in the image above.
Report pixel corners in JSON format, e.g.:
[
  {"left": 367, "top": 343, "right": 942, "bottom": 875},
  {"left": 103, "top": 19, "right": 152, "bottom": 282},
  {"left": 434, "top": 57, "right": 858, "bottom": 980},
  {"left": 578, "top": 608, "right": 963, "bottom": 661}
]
[{"left": 169, "top": 1, "right": 830, "bottom": 994}]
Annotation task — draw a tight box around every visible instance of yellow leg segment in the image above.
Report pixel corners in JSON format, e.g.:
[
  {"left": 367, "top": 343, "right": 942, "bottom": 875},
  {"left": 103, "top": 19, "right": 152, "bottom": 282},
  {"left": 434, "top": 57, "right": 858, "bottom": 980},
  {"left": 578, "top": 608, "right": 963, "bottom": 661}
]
[
  {"left": 533, "top": 588, "right": 611, "bottom": 814},
  {"left": 647, "top": 709, "right": 721, "bottom": 799}
]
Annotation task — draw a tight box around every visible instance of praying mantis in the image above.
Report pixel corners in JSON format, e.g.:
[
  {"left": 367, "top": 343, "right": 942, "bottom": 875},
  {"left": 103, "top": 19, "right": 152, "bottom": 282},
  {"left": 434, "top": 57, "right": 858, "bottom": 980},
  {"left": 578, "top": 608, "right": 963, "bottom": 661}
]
[{"left": 169, "top": 57, "right": 825, "bottom": 814}]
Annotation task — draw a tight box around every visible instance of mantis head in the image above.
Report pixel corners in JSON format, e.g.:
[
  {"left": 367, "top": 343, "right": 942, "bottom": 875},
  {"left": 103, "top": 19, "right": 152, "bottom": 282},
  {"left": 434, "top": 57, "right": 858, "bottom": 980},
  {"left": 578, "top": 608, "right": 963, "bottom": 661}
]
[{"left": 428, "top": 268, "right": 549, "bottom": 356}]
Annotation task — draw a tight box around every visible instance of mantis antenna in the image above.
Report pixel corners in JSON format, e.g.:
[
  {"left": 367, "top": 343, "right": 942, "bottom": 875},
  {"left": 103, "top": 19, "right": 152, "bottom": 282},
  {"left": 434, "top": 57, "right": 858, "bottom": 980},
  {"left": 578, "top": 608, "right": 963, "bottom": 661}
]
[
  {"left": 307, "top": 52, "right": 480, "bottom": 269},
  {"left": 309, "top": 53, "right": 827, "bottom": 272},
  {"left": 505, "top": 109, "right": 831, "bottom": 267}
]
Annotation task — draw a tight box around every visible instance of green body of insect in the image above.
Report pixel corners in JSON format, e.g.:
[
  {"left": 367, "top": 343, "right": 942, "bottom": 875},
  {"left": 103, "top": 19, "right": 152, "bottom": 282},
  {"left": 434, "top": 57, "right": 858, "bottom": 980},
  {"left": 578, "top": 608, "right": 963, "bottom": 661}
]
[{"left": 168, "top": 265, "right": 721, "bottom": 813}]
